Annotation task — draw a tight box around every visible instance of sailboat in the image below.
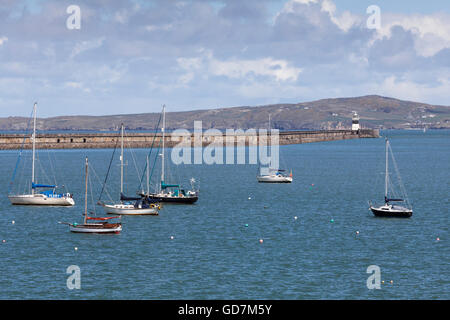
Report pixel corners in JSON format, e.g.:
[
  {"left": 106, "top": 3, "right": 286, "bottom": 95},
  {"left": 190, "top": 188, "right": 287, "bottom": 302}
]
[
  {"left": 257, "top": 169, "right": 293, "bottom": 183},
  {"left": 369, "top": 138, "right": 413, "bottom": 218},
  {"left": 257, "top": 113, "right": 293, "bottom": 183},
  {"left": 61, "top": 157, "right": 122, "bottom": 234},
  {"left": 145, "top": 105, "right": 199, "bottom": 204},
  {"left": 8, "top": 102, "right": 75, "bottom": 206},
  {"left": 100, "top": 124, "right": 160, "bottom": 215}
]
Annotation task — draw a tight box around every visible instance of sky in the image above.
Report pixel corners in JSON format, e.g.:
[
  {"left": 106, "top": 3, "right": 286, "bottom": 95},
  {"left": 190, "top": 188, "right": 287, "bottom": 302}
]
[{"left": 0, "top": 0, "right": 449, "bottom": 117}]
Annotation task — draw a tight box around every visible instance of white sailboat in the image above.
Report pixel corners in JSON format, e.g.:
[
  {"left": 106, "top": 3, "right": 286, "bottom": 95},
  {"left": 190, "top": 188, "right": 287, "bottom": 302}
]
[
  {"left": 256, "top": 169, "right": 293, "bottom": 183},
  {"left": 101, "top": 124, "right": 160, "bottom": 215},
  {"left": 369, "top": 138, "right": 413, "bottom": 218},
  {"left": 8, "top": 102, "right": 75, "bottom": 206},
  {"left": 61, "top": 157, "right": 122, "bottom": 234},
  {"left": 257, "top": 113, "right": 293, "bottom": 183}
]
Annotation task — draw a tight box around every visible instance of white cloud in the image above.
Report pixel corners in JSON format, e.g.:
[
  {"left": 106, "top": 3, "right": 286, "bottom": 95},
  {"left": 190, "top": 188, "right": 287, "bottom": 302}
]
[
  {"left": 64, "top": 81, "right": 91, "bottom": 93},
  {"left": 0, "top": 36, "right": 8, "bottom": 46},
  {"left": 283, "top": 0, "right": 318, "bottom": 14},
  {"left": 65, "top": 81, "right": 82, "bottom": 89},
  {"left": 114, "top": 4, "right": 141, "bottom": 24},
  {"left": 210, "top": 57, "right": 302, "bottom": 82},
  {"left": 70, "top": 37, "right": 105, "bottom": 59},
  {"left": 374, "top": 13, "right": 450, "bottom": 57},
  {"left": 374, "top": 75, "right": 450, "bottom": 104},
  {"left": 277, "top": 0, "right": 360, "bottom": 32},
  {"left": 145, "top": 24, "right": 173, "bottom": 32},
  {"left": 178, "top": 51, "right": 302, "bottom": 82}
]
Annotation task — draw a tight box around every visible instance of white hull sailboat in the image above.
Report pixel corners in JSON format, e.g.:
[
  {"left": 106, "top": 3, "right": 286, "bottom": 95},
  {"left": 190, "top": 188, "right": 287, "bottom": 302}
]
[
  {"left": 100, "top": 124, "right": 160, "bottom": 215},
  {"left": 369, "top": 138, "right": 413, "bottom": 218},
  {"left": 8, "top": 102, "right": 74, "bottom": 206},
  {"left": 256, "top": 113, "right": 293, "bottom": 183},
  {"left": 102, "top": 203, "right": 160, "bottom": 215},
  {"left": 9, "top": 193, "right": 74, "bottom": 206},
  {"left": 257, "top": 172, "right": 293, "bottom": 183}
]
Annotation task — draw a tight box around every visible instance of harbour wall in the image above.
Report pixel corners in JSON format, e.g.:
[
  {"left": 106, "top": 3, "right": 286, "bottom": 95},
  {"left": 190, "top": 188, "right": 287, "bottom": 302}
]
[{"left": 0, "top": 129, "right": 379, "bottom": 150}]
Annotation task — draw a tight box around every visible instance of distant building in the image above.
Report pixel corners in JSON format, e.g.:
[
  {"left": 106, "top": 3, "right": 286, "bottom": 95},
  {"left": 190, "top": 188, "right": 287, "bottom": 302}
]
[{"left": 352, "top": 111, "right": 360, "bottom": 131}]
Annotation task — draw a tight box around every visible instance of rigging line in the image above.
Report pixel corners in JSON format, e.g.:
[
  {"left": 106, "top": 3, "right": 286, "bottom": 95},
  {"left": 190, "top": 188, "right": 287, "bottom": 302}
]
[
  {"left": 147, "top": 138, "right": 162, "bottom": 193},
  {"left": 88, "top": 166, "right": 96, "bottom": 215},
  {"left": 16, "top": 149, "right": 28, "bottom": 195},
  {"left": 36, "top": 151, "right": 53, "bottom": 186},
  {"left": 49, "top": 150, "right": 68, "bottom": 191},
  {"left": 388, "top": 143, "right": 410, "bottom": 206},
  {"left": 9, "top": 108, "right": 34, "bottom": 194},
  {"left": 124, "top": 130, "right": 142, "bottom": 187},
  {"left": 138, "top": 112, "right": 163, "bottom": 192},
  {"left": 98, "top": 133, "right": 120, "bottom": 202},
  {"left": 90, "top": 159, "right": 114, "bottom": 203},
  {"left": 45, "top": 148, "right": 58, "bottom": 188}
]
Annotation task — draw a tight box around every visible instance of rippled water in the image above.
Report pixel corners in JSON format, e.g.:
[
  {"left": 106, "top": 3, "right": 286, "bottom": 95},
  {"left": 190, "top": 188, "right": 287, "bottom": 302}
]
[{"left": 0, "top": 130, "right": 448, "bottom": 299}]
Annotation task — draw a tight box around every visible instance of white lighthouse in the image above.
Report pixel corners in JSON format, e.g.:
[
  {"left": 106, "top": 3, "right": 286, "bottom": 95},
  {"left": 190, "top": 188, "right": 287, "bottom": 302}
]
[{"left": 352, "top": 111, "right": 360, "bottom": 131}]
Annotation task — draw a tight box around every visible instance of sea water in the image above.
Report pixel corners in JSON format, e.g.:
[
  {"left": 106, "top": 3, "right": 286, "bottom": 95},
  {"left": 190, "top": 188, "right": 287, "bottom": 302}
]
[{"left": 0, "top": 130, "right": 448, "bottom": 299}]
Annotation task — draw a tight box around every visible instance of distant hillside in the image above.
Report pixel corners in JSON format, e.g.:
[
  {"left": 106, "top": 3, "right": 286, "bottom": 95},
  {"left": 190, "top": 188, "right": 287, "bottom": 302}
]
[{"left": 0, "top": 95, "right": 449, "bottom": 131}]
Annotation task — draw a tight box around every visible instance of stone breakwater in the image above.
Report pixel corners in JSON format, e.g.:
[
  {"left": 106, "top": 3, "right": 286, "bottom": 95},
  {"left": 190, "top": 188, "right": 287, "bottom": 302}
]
[{"left": 0, "top": 129, "right": 379, "bottom": 150}]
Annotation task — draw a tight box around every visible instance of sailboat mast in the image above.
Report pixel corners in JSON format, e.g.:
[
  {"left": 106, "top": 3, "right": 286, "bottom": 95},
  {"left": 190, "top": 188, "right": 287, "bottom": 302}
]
[
  {"left": 31, "top": 102, "right": 37, "bottom": 195},
  {"left": 84, "top": 157, "right": 88, "bottom": 224},
  {"left": 161, "top": 105, "right": 166, "bottom": 188},
  {"left": 385, "top": 138, "right": 389, "bottom": 200},
  {"left": 146, "top": 154, "right": 150, "bottom": 195},
  {"left": 120, "top": 123, "right": 124, "bottom": 195}
]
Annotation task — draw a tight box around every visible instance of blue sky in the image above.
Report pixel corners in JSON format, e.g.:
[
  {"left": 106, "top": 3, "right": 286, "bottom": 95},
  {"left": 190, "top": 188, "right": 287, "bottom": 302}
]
[{"left": 0, "top": 0, "right": 449, "bottom": 117}]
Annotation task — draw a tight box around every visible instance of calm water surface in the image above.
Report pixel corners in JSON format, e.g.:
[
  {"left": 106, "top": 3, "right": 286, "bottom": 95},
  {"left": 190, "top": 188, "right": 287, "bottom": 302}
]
[{"left": 0, "top": 130, "right": 448, "bottom": 299}]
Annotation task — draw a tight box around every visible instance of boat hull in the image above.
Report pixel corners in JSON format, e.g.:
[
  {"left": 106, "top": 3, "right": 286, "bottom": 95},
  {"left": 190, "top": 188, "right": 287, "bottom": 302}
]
[
  {"left": 69, "top": 223, "right": 122, "bottom": 234},
  {"left": 8, "top": 194, "right": 75, "bottom": 206},
  {"left": 257, "top": 175, "right": 293, "bottom": 183},
  {"left": 102, "top": 204, "right": 159, "bottom": 215},
  {"left": 370, "top": 206, "right": 413, "bottom": 218},
  {"left": 147, "top": 194, "right": 198, "bottom": 204}
]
